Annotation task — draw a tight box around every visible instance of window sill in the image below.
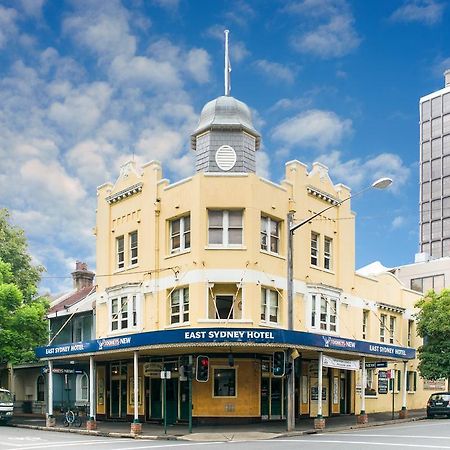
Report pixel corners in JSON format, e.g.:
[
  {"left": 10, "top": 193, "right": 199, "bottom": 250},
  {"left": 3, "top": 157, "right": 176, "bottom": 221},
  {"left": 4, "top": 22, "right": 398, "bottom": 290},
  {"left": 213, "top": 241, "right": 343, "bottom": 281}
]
[
  {"left": 114, "top": 265, "right": 140, "bottom": 273},
  {"left": 107, "top": 328, "right": 138, "bottom": 336},
  {"left": 259, "top": 322, "right": 282, "bottom": 329},
  {"left": 260, "top": 250, "right": 285, "bottom": 260},
  {"left": 198, "top": 319, "right": 253, "bottom": 324},
  {"left": 308, "top": 328, "right": 339, "bottom": 336},
  {"left": 365, "top": 395, "right": 378, "bottom": 399},
  {"left": 205, "top": 246, "right": 247, "bottom": 250},
  {"left": 309, "top": 265, "right": 335, "bottom": 275},
  {"left": 165, "top": 249, "right": 191, "bottom": 259},
  {"left": 407, "top": 391, "right": 417, "bottom": 394},
  {"left": 165, "top": 322, "right": 190, "bottom": 329}
]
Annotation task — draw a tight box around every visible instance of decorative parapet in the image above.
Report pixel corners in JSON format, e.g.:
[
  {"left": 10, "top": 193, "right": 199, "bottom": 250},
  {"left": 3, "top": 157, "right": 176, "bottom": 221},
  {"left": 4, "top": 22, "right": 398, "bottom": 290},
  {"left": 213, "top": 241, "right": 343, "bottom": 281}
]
[
  {"left": 376, "top": 302, "right": 406, "bottom": 314},
  {"left": 306, "top": 185, "right": 340, "bottom": 205},
  {"left": 105, "top": 182, "right": 143, "bottom": 204}
]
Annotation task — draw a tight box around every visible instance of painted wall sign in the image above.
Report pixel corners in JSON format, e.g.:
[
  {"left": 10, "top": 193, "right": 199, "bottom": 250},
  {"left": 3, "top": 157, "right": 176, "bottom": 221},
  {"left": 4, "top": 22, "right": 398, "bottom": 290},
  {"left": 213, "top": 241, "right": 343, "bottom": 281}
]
[
  {"left": 35, "top": 327, "right": 416, "bottom": 360},
  {"left": 41, "top": 367, "right": 84, "bottom": 374}
]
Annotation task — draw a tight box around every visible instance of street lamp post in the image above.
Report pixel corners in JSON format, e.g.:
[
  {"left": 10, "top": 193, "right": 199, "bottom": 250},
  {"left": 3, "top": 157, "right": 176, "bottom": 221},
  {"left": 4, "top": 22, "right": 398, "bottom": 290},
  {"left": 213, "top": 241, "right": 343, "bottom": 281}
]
[{"left": 285, "top": 177, "right": 392, "bottom": 432}]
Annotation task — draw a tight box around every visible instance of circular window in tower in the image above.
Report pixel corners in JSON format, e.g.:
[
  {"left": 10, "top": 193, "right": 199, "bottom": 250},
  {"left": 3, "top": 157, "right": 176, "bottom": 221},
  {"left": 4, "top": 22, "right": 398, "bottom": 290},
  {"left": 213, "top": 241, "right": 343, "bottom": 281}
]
[{"left": 215, "top": 145, "right": 237, "bottom": 171}]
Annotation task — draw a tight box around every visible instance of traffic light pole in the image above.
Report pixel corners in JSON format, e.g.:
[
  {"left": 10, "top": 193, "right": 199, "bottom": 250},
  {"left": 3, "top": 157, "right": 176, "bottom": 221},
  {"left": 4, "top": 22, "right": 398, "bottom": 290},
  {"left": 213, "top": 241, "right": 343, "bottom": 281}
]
[
  {"left": 189, "top": 370, "right": 193, "bottom": 433},
  {"left": 286, "top": 212, "right": 295, "bottom": 432},
  {"left": 163, "top": 376, "right": 167, "bottom": 434}
]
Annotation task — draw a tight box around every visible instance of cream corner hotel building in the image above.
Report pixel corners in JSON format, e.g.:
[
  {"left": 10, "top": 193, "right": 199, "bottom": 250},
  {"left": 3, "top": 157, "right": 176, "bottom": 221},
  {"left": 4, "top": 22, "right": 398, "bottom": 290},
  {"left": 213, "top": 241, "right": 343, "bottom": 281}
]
[{"left": 37, "top": 89, "right": 436, "bottom": 428}]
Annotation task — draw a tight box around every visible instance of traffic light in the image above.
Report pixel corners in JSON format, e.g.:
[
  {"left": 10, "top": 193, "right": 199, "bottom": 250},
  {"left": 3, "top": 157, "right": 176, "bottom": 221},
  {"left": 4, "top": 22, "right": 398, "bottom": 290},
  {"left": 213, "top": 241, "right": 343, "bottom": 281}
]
[
  {"left": 196, "top": 355, "right": 209, "bottom": 382},
  {"left": 272, "top": 351, "right": 285, "bottom": 377}
]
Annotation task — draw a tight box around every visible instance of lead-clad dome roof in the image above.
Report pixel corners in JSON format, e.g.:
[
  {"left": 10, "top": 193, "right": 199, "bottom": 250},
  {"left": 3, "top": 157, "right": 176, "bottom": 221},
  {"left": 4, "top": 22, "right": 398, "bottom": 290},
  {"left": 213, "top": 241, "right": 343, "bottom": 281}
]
[{"left": 191, "top": 96, "right": 260, "bottom": 150}]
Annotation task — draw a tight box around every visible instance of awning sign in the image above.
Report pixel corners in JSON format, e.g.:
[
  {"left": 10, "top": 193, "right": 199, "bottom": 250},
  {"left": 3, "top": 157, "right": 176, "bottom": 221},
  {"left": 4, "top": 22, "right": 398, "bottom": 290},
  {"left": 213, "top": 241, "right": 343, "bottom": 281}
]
[{"left": 322, "top": 355, "right": 360, "bottom": 371}]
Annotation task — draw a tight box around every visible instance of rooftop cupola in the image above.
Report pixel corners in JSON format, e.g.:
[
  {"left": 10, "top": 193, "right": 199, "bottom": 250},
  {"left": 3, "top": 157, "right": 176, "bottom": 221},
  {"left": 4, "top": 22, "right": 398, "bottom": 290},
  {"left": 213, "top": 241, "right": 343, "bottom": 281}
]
[{"left": 191, "top": 30, "right": 260, "bottom": 173}]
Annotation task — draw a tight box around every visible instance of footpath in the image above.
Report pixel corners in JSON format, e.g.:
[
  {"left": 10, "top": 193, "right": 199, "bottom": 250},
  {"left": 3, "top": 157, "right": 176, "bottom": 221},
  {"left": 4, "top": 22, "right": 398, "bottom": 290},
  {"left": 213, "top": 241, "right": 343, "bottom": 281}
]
[{"left": 10, "top": 409, "right": 427, "bottom": 442}]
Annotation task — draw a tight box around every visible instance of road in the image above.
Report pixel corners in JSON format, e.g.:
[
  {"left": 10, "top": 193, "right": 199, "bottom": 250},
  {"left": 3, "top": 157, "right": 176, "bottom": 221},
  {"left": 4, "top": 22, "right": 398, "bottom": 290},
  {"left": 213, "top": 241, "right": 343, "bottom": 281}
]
[{"left": 1, "top": 419, "right": 450, "bottom": 449}]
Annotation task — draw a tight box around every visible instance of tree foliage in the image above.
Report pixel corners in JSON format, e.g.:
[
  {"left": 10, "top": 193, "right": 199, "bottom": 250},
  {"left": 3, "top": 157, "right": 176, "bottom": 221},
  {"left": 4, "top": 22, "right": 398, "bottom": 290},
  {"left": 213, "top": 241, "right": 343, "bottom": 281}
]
[
  {"left": 0, "top": 209, "right": 44, "bottom": 302},
  {"left": 0, "top": 211, "right": 49, "bottom": 364},
  {"left": 415, "top": 289, "right": 450, "bottom": 381}
]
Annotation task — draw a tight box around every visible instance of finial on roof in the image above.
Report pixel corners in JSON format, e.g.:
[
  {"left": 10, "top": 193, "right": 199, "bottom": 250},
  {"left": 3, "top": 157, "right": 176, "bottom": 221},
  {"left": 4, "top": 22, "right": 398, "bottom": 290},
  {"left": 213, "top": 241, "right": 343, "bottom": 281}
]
[{"left": 224, "top": 29, "right": 231, "bottom": 96}]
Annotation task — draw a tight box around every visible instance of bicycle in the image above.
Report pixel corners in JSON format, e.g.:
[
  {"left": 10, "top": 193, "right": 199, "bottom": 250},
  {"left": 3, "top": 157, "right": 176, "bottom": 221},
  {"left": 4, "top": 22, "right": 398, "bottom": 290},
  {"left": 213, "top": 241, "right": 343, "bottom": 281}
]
[{"left": 63, "top": 408, "right": 82, "bottom": 427}]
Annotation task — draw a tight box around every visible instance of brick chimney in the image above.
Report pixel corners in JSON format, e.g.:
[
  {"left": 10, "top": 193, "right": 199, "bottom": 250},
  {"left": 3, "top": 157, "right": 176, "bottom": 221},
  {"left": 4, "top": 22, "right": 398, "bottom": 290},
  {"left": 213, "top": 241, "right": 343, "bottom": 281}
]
[{"left": 71, "top": 261, "right": 95, "bottom": 291}]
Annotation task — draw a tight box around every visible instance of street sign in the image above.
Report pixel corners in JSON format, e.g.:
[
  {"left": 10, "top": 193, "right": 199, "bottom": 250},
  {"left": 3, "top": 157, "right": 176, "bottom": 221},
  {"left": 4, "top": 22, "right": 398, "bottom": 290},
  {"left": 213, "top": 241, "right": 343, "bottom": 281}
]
[{"left": 365, "top": 361, "right": 388, "bottom": 369}]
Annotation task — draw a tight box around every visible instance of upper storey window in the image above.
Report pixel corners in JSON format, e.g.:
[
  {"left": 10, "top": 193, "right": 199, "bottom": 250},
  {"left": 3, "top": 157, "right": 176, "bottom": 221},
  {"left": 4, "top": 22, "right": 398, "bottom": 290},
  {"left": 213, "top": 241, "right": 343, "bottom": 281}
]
[
  {"left": 170, "top": 215, "right": 191, "bottom": 254},
  {"left": 311, "top": 232, "right": 319, "bottom": 266},
  {"left": 261, "top": 215, "right": 280, "bottom": 254},
  {"left": 208, "top": 210, "right": 243, "bottom": 247},
  {"left": 117, "top": 236, "right": 125, "bottom": 269},
  {"left": 310, "top": 293, "right": 338, "bottom": 332},
  {"left": 116, "top": 231, "right": 138, "bottom": 270},
  {"left": 129, "top": 231, "right": 138, "bottom": 265},
  {"left": 111, "top": 294, "right": 138, "bottom": 332}
]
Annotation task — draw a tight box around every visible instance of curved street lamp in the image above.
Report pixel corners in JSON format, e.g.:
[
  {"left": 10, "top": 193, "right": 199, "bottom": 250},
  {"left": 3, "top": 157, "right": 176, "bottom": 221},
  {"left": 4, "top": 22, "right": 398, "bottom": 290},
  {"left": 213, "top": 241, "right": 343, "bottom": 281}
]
[{"left": 285, "top": 177, "right": 393, "bottom": 431}]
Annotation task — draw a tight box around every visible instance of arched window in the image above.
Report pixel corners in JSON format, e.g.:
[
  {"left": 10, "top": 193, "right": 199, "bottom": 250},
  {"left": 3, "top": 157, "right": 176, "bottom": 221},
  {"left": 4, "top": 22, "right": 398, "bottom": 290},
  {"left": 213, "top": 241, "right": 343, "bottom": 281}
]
[
  {"left": 37, "top": 375, "right": 45, "bottom": 401},
  {"left": 76, "top": 373, "right": 89, "bottom": 403}
]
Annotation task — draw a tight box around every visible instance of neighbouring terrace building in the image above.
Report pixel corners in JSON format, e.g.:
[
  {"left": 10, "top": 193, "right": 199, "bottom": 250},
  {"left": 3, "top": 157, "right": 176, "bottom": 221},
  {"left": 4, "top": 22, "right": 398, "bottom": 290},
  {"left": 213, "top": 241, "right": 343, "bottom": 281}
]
[{"left": 35, "top": 63, "right": 440, "bottom": 432}]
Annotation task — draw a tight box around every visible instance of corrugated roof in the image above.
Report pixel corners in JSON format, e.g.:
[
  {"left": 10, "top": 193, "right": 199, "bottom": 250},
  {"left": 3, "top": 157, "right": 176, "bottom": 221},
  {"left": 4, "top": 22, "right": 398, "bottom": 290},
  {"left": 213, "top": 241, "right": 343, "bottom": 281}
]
[{"left": 48, "top": 285, "right": 94, "bottom": 314}]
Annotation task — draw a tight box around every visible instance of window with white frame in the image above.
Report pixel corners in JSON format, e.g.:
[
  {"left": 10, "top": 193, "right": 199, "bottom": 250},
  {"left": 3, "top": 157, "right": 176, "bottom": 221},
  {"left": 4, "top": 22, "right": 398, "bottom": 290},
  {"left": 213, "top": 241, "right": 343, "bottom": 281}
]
[
  {"left": 76, "top": 373, "right": 89, "bottom": 404},
  {"left": 170, "top": 287, "right": 189, "bottom": 324},
  {"left": 407, "top": 320, "right": 414, "bottom": 347},
  {"left": 310, "top": 293, "right": 338, "bottom": 332},
  {"left": 311, "top": 232, "right": 319, "bottom": 266},
  {"left": 129, "top": 231, "right": 138, "bottom": 265},
  {"left": 380, "top": 314, "right": 387, "bottom": 343},
  {"left": 261, "top": 287, "right": 279, "bottom": 324},
  {"left": 170, "top": 215, "right": 191, "bottom": 254},
  {"left": 311, "top": 294, "right": 317, "bottom": 327},
  {"left": 261, "top": 216, "right": 280, "bottom": 254},
  {"left": 389, "top": 315, "right": 396, "bottom": 344},
  {"left": 406, "top": 371, "right": 417, "bottom": 392},
  {"left": 324, "top": 236, "right": 332, "bottom": 270},
  {"left": 365, "top": 369, "right": 376, "bottom": 396},
  {"left": 110, "top": 293, "right": 138, "bottom": 332},
  {"left": 362, "top": 310, "right": 369, "bottom": 340},
  {"left": 208, "top": 209, "right": 243, "bottom": 246},
  {"left": 208, "top": 284, "right": 242, "bottom": 320},
  {"left": 116, "top": 236, "right": 125, "bottom": 269}
]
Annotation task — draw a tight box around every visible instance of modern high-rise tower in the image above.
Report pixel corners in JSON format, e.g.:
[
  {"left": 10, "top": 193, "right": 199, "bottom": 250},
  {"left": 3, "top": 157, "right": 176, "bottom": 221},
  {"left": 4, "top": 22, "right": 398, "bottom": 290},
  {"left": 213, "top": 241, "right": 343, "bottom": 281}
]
[{"left": 419, "top": 70, "right": 450, "bottom": 258}]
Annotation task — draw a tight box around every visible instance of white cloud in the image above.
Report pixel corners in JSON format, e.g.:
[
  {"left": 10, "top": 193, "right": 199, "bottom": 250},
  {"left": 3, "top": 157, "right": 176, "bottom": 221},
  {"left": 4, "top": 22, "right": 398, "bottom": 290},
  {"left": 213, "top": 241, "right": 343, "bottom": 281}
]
[
  {"left": 390, "top": 0, "right": 444, "bottom": 25},
  {"left": 63, "top": 2, "right": 136, "bottom": 60},
  {"left": 272, "top": 109, "right": 352, "bottom": 149},
  {"left": 254, "top": 60, "right": 295, "bottom": 84},
  {"left": 18, "top": 0, "right": 45, "bottom": 18},
  {"left": 392, "top": 216, "right": 406, "bottom": 229},
  {"left": 256, "top": 151, "right": 271, "bottom": 179},
  {"left": 292, "top": 14, "right": 360, "bottom": 58},
  {"left": 314, "top": 150, "right": 410, "bottom": 191},
  {"left": 287, "top": 0, "right": 361, "bottom": 58},
  {"left": 109, "top": 55, "right": 181, "bottom": 90},
  {"left": 48, "top": 82, "right": 112, "bottom": 135},
  {"left": 20, "top": 159, "right": 86, "bottom": 203},
  {"left": 186, "top": 49, "right": 211, "bottom": 83},
  {"left": 136, "top": 128, "right": 185, "bottom": 163},
  {"left": 0, "top": 5, "right": 18, "bottom": 49}
]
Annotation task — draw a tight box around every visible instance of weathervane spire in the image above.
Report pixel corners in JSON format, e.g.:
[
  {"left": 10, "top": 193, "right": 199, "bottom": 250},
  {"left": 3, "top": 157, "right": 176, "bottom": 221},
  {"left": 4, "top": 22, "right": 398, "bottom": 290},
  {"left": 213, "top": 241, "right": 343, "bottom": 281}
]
[{"left": 224, "top": 29, "right": 231, "bottom": 96}]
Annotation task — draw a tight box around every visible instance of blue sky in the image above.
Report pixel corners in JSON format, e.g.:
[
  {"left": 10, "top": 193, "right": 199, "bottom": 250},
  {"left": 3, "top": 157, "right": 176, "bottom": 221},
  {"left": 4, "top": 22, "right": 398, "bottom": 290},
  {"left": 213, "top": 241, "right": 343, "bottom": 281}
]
[{"left": 0, "top": 0, "right": 448, "bottom": 295}]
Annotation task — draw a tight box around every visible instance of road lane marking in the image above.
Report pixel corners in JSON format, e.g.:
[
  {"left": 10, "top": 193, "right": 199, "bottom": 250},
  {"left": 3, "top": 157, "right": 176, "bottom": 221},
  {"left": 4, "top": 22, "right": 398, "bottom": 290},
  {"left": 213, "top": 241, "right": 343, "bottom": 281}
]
[
  {"left": 117, "top": 442, "right": 225, "bottom": 450},
  {"left": 273, "top": 439, "right": 450, "bottom": 448},
  {"left": 9, "top": 439, "right": 135, "bottom": 450},
  {"left": 335, "top": 433, "right": 450, "bottom": 439}
]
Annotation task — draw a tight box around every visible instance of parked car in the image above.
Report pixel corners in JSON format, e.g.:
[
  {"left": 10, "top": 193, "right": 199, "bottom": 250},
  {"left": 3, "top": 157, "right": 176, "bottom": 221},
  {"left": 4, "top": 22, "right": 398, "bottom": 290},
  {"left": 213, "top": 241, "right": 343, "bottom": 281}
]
[
  {"left": 0, "top": 388, "right": 13, "bottom": 424},
  {"left": 427, "top": 392, "right": 450, "bottom": 418}
]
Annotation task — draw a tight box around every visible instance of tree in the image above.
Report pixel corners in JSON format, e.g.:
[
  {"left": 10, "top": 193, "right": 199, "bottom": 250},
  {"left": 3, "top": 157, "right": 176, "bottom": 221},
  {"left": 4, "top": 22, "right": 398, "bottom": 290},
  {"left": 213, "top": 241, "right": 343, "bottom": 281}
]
[
  {"left": 415, "top": 289, "right": 450, "bottom": 387},
  {"left": 0, "top": 209, "right": 44, "bottom": 302},
  {"left": 0, "top": 211, "right": 49, "bottom": 364}
]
